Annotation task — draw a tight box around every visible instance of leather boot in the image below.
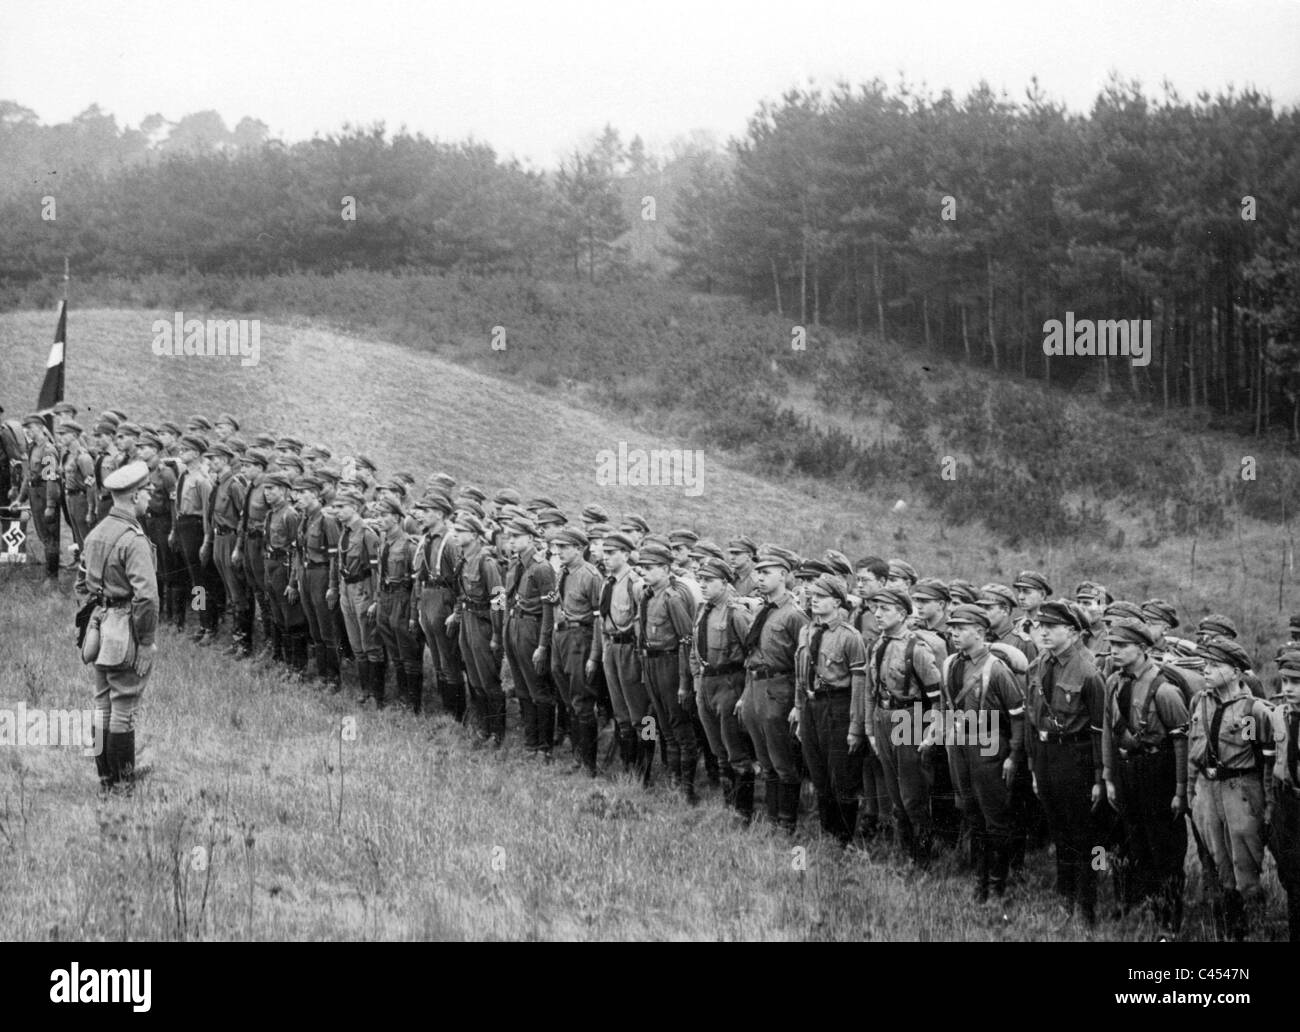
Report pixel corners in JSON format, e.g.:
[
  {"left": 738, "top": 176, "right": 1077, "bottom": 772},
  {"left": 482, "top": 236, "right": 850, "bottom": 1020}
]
[
  {"left": 991, "top": 841, "right": 1010, "bottom": 900},
  {"left": 579, "top": 714, "right": 599, "bottom": 776},
  {"left": 270, "top": 624, "right": 285, "bottom": 663},
  {"left": 681, "top": 755, "right": 699, "bottom": 805},
  {"left": 836, "top": 799, "right": 859, "bottom": 848},
  {"left": 392, "top": 667, "right": 408, "bottom": 708},
  {"left": 519, "top": 697, "right": 538, "bottom": 751},
  {"left": 913, "top": 826, "right": 933, "bottom": 870},
  {"left": 372, "top": 658, "right": 388, "bottom": 709},
  {"left": 720, "top": 772, "right": 737, "bottom": 809},
  {"left": 107, "top": 731, "right": 136, "bottom": 791},
  {"left": 356, "top": 658, "right": 372, "bottom": 704},
  {"left": 535, "top": 700, "right": 555, "bottom": 757},
  {"left": 615, "top": 721, "right": 635, "bottom": 772},
  {"left": 410, "top": 669, "right": 423, "bottom": 714},
  {"left": 764, "top": 773, "right": 780, "bottom": 824},
  {"left": 222, "top": 607, "right": 246, "bottom": 656},
  {"left": 327, "top": 646, "right": 343, "bottom": 694},
  {"left": 817, "top": 795, "right": 833, "bottom": 837},
  {"left": 734, "top": 770, "right": 755, "bottom": 826},
  {"left": 94, "top": 734, "right": 111, "bottom": 791},
  {"left": 636, "top": 736, "right": 655, "bottom": 787},
  {"left": 292, "top": 632, "right": 310, "bottom": 673},
  {"left": 972, "top": 833, "right": 990, "bottom": 903},
  {"left": 242, "top": 606, "right": 256, "bottom": 656},
  {"left": 777, "top": 781, "right": 800, "bottom": 835},
  {"left": 1225, "top": 890, "right": 1248, "bottom": 941}
]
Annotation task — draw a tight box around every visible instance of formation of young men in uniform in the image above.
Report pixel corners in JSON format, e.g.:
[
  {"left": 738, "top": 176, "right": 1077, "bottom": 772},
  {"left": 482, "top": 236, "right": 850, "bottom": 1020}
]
[{"left": 10, "top": 404, "right": 1299, "bottom": 942}]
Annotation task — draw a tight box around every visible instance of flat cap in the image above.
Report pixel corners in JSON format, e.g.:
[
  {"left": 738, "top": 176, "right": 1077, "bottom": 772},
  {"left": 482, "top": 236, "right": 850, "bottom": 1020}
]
[
  {"left": 204, "top": 442, "right": 235, "bottom": 460},
  {"left": 453, "top": 512, "right": 486, "bottom": 537},
  {"left": 262, "top": 471, "right": 293, "bottom": 490},
  {"left": 946, "top": 603, "right": 991, "bottom": 630},
  {"left": 536, "top": 507, "right": 568, "bottom": 527},
  {"left": 581, "top": 503, "right": 610, "bottom": 523},
  {"left": 635, "top": 542, "right": 674, "bottom": 567},
  {"left": 696, "top": 557, "right": 734, "bottom": 583},
  {"left": 753, "top": 550, "right": 793, "bottom": 572},
  {"left": 20, "top": 411, "right": 49, "bottom": 428},
  {"left": 456, "top": 498, "right": 486, "bottom": 520},
  {"left": 157, "top": 420, "right": 183, "bottom": 436},
  {"left": 1290, "top": 613, "right": 1300, "bottom": 635},
  {"left": 1106, "top": 618, "right": 1155, "bottom": 648},
  {"left": 1197, "top": 636, "right": 1251, "bottom": 671},
  {"left": 1197, "top": 613, "right": 1238, "bottom": 639},
  {"left": 887, "top": 559, "right": 919, "bottom": 585},
  {"left": 315, "top": 465, "right": 342, "bottom": 483},
  {"left": 215, "top": 412, "right": 240, "bottom": 430},
  {"left": 526, "top": 495, "right": 558, "bottom": 512},
  {"left": 807, "top": 573, "right": 848, "bottom": 603},
  {"left": 115, "top": 421, "right": 142, "bottom": 436},
  {"left": 502, "top": 516, "right": 539, "bottom": 537},
  {"left": 56, "top": 420, "right": 84, "bottom": 435},
  {"left": 291, "top": 473, "right": 324, "bottom": 491},
  {"left": 621, "top": 513, "right": 651, "bottom": 535},
  {"left": 430, "top": 472, "right": 457, "bottom": 491},
  {"left": 276, "top": 454, "right": 305, "bottom": 473},
  {"left": 669, "top": 528, "right": 700, "bottom": 547},
  {"left": 275, "top": 436, "right": 305, "bottom": 453},
  {"left": 587, "top": 523, "right": 613, "bottom": 541},
  {"left": 98, "top": 410, "right": 123, "bottom": 427},
  {"left": 1013, "top": 570, "right": 1052, "bottom": 594},
  {"left": 459, "top": 485, "right": 487, "bottom": 504},
  {"left": 92, "top": 421, "right": 118, "bottom": 436},
  {"left": 243, "top": 448, "right": 270, "bottom": 469},
  {"left": 978, "top": 583, "right": 1018, "bottom": 610},
  {"left": 1276, "top": 649, "right": 1300, "bottom": 677},
  {"left": 103, "top": 460, "right": 149, "bottom": 492},
  {"left": 136, "top": 431, "right": 163, "bottom": 450},
  {"left": 179, "top": 433, "right": 208, "bottom": 453},
  {"left": 187, "top": 415, "right": 213, "bottom": 431},
  {"left": 796, "top": 558, "right": 832, "bottom": 580},
  {"left": 911, "top": 577, "right": 951, "bottom": 603},
  {"left": 1140, "top": 599, "right": 1179, "bottom": 628},
  {"left": 304, "top": 443, "right": 333, "bottom": 460},
  {"left": 869, "top": 588, "right": 913, "bottom": 614},
  {"left": 225, "top": 437, "right": 247, "bottom": 454},
  {"left": 726, "top": 535, "right": 758, "bottom": 556},
  {"left": 822, "top": 550, "right": 854, "bottom": 580},
  {"left": 1074, "top": 580, "right": 1109, "bottom": 602},
  {"left": 1104, "top": 600, "right": 1146, "bottom": 623},
  {"left": 493, "top": 488, "right": 522, "bottom": 506},
  {"left": 1036, "top": 599, "right": 1088, "bottom": 631},
  {"left": 353, "top": 454, "right": 376, "bottom": 471},
  {"left": 553, "top": 526, "right": 589, "bottom": 549},
  {"left": 947, "top": 579, "right": 979, "bottom": 605},
  {"left": 52, "top": 401, "right": 77, "bottom": 415},
  {"left": 602, "top": 531, "right": 636, "bottom": 553},
  {"left": 691, "top": 539, "right": 727, "bottom": 562},
  {"left": 334, "top": 488, "right": 365, "bottom": 507},
  {"left": 375, "top": 497, "right": 405, "bottom": 517},
  {"left": 251, "top": 432, "right": 277, "bottom": 448}
]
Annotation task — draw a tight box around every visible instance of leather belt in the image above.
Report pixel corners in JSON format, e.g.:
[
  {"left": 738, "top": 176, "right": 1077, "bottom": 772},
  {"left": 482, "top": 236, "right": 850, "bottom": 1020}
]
[
  {"left": 342, "top": 572, "right": 370, "bottom": 584},
  {"left": 214, "top": 526, "right": 236, "bottom": 535},
  {"left": 1040, "top": 729, "right": 1091, "bottom": 744},
  {"left": 305, "top": 559, "right": 329, "bottom": 568},
  {"left": 606, "top": 629, "right": 636, "bottom": 645},
  {"left": 266, "top": 547, "right": 291, "bottom": 560},
  {"left": 643, "top": 646, "right": 677, "bottom": 658},
  {"left": 1199, "top": 766, "right": 1255, "bottom": 782},
  {"left": 875, "top": 694, "right": 919, "bottom": 710},
  {"left": 749, "top": 666, "right": 792, "bottom": 681},
  {"left": 700, "top": 660, "right": 744, "bottom": 676},
  {"left": 808, "top": 683, "right": 852, "bottom": 699}
]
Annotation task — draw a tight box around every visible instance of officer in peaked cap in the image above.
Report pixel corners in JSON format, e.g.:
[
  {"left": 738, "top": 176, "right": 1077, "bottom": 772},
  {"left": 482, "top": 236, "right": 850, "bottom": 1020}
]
[{"left": 74, "top": 460, "right": 158, "bottom": 793}]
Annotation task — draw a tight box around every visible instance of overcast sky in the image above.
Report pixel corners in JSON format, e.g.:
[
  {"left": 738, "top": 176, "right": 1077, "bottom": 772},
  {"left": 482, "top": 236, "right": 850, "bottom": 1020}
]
[{"left": 2, "top": 0, "right": 1297, "bottom": 167}]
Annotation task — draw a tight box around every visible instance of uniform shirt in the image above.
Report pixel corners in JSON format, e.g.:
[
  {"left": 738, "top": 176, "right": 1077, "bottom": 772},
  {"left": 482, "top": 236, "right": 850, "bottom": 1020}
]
[
  {"left": 60, "top": 442, "right": 96, "bottom": 494},
  {"left": 796, "top": 613, "right": 867, "bottom": 715},
  {"left": 207, "top": 469, "right": 246, "bottom": 532},
  {"left": 733, "top": 567, "right": 757, "bottom": 600},
  {"left": 1024, "top": 641, "right": 1106, "bottom": 739},
  {"left": 994, "top": 623, "right": 1038, "bottom": 666},
  {"left": 743, "top": 589, "right": 807, "bottom": 676},
  {"left": 1083, "top": 621, "right": 1111, "bottom": 663},
  {"left": 413, "top": 525, "right": 458, "bottom": 588},
  {"left": 456, "top": 539, "right": 504, "bottom": 607},
  {"left": 1267, "top": 700, "right": 1300, "bottom": 792},
  {"left": 379, "top": 525, "right": 417, "bottom": 588},
  {"left": 852, "top": 603, "right": 880, "bottom": 652},
  {"left": 866, "top": 629, "right": 941, "bottom": 705},
  {"left": 675, "top": 570, "right": 704, "bottom": 607},
  {"left": 144, "top": 460, "right": 176, "bottom": 518},
  {"left": 1102, "top": 657, "right": 1189, "bottom": 773},
  {"left": 690, "top": 587, "right": 752, "bottom": 678},
  {"left": 936, "top": 644, "right": 1026, "bottom": 751},
  {"left": 504, "top": 545, "right": 555, "bottom": 638},
  {"left": 335, "top": 516, "right": 380, "bottom": 584},
  {"left": 1187, "top": 682, "right": 1273, "bottom": 775},
  {"left": 74, "top": 505, "right": 158, "bottom": 647},
  {"left": 638, "top": 577, "right": 696, "bottom": 653},
  {"left": 297, "top": 506, "right": 339, "bottom": 565},
  {"left": 914, "top": 622, "right": 950, "bottom": 664},
  {"left": 173, "top": 466, "right": 211, "bottom": 518},
  {"left": 599, "top": 565, "right": 640, "bottom": 638},
  {"left": 555, "top": 558, "right": 603, "bottom": 628},
  {"left": 240, "top": 474, "right": 270, "bottom": 544},
  {"left": 25, "top": 434, "right": 60, "bottom": 502},
  {"left": 263, "top": 499, "right": 299, "bottom": 553}
]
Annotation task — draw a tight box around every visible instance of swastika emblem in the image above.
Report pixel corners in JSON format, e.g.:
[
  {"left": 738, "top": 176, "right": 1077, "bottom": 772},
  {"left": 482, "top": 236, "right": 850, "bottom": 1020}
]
[{"left": 2, "top": 525, "right": 25, "bottom": 552}]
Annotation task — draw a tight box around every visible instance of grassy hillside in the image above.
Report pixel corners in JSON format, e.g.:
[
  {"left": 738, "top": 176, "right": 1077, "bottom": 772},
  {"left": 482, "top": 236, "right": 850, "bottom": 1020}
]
[{"left": 0, "top": 305, "right": 1293, "bottom": 940}]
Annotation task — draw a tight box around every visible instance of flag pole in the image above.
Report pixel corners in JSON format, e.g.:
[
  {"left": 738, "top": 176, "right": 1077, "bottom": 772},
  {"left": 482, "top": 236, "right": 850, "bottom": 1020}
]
[{"left": 62, "top": 257, "right": 68, "bottom": 395}]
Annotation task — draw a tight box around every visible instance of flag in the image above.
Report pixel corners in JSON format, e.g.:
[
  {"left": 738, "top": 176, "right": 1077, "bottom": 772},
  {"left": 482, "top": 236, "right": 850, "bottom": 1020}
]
[{"left": 37, "top": 300, "right": 66, "bottom": 413}]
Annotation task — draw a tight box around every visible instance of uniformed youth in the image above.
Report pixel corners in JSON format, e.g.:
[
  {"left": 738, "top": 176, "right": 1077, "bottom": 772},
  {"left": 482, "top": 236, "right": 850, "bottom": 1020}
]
[
  {"left": 597, "top": 531, "right": 646, "bottom": 777},
  {"left": 372, "top": 496, "right": 421, "bottom": 709},
  {"left": 1266, "top": 649, "right": 1300, "bottom": 941},
  {"left": 74, "top": 461, "right": 158, "bottom": 792},
  {"left": 331, "top": 488, "right": 383, "bottom": 702},
  {"left": 451, "top": 512, "right": 507, "bottom": 744},
  {"left": 291, "top": 474, "right": 341, "bottom": 690},
  {"left": 795, "top": 573, "right": 867, "bottom": 845},
  {"left": 56, "top": 420, "right": 95, "bottom": 552},
  {"left": 170, "top": 434, "right": 215, "bottom": 641},
  {"left": 411, "top": 492, "right": 466, "bottom": 721},
  {"left": 262, "top": 471, "right": 308, "bottom": 672},
  {"left": 502, "top": 516, "right": 557, "bottom": 755},
  {"left": 21, "top": 413, "right": 62, "bottom": 579},
  {"left": 550, "top": 526, "right": 603, "bottom": 772}
]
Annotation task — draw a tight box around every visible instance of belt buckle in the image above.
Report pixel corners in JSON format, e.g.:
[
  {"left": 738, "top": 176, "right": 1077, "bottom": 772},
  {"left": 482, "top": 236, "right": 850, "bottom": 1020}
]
[
  {"left": 1039, "top": 729, "right": 1048, "bottom": 742},
  {"left": 1206, "top": 767, "right": 1218, "bottom": 781}
]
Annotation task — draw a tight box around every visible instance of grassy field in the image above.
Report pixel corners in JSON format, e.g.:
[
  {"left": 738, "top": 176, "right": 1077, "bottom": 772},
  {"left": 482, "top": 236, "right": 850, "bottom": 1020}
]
[{"left": 0, "top": 307, "right": 1293, "bottom": 940}]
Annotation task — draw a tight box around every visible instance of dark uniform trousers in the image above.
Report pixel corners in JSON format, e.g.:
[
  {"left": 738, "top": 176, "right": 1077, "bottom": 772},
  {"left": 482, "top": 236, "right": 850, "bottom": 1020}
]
[
  {"left": 1114, "top": 743, "right": 1186, "bottom": 927},
  {"left": 264, "top": 548, "right": 305, "bottom": 635},
  {"left": 242, "top": 531, "right": 271, "bottom": 645},
  {"left": 1031, "top": 735, "right": 1099, "bottom": 916},
  {"left": 376, "top": 583, "right": 421, "bottom": 707},
  {"left": 300, "top": 564, "right": 336, "bottom": 659},
  {"left": 175, "top": 515, "right": 216, "bottom": 632},
  {"left": 505, "top": 610, "right": 553, "bottom": 751},
  {"left": 861, "top": 748, "right": 894, "bottom": 830},
  {"left": 873, "top": 703, "right": 932, "bottom": 842},
  {"left": 697, "top": 670, "right": 752, "bottom": 778},
  {"left": 948, "top": 742, "right": 1015, "bottom": 848},
  {"left": 141, "top": 514, "right": 173, "bottom": 614},
  {"left": 459, "top": 607, "right": 505, "bottom": 740},
  {"left": 66, "top": 490, "right": 92, "bottom": 550},
  {"left": 743, "top": 673, "right": 800, "bottom": 788},
  {"left": 213, "top": 530, "right": 248, "bottom": 624},
  {"left": 1271, "top": 785, "right": 1300, "bottom": 941},
  {"left": 551, "top": 624, "right": 597, "bottom": 725},
  {"left": 642, "top": 651, "right": 697, "bottom": 781},
  {"left": 27, "top": 481, "right": 61, "bottom": 576},
  {"left": 802, "top": 691, "right": 863, "bottom": 835},
  {"left": 417, "top": 584, "right": 465, "bottom": 719}
]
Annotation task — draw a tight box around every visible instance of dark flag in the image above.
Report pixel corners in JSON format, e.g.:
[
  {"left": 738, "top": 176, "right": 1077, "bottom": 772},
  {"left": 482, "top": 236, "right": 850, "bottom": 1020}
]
[{"left": 37, "top": 300, "right": 67, "bottom": 413}]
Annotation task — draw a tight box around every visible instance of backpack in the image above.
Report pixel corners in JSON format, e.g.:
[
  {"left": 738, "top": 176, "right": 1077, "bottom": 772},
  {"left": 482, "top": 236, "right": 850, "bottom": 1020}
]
[
  {"left": 940, "top": 646, "right": 1023, "bottom": 710},
  {"left": 1156, "top": 657, "right": 1206, "bottom": 705}
]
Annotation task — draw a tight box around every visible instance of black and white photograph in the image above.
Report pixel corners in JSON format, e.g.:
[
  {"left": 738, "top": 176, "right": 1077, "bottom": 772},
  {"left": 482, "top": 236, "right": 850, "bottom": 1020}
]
[{"left": 0, "top": 0, "right": 1297, "bottom": 986}]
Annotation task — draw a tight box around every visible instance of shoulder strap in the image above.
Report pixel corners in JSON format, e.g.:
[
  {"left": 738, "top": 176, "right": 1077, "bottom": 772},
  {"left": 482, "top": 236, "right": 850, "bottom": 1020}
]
[{"left": 95, "top": 518, "right": 141, "bottom": 597}]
